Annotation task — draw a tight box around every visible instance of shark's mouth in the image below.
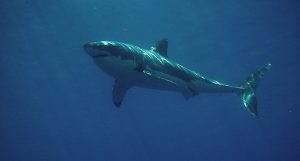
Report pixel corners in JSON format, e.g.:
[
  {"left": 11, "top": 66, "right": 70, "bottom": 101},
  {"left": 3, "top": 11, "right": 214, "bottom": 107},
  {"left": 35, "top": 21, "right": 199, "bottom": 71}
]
[
  {"left": 92, "top": 54, "right": 109, "bottom": 58},
  {"left": 92, "top": 51, "right": 110, "bottom": 58}
]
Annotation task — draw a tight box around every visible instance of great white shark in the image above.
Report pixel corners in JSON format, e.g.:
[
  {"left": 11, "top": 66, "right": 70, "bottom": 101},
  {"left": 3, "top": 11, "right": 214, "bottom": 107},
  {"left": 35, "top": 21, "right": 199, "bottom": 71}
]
[{"left": 83, "top": 39, "right": 271, "bottom": 117}]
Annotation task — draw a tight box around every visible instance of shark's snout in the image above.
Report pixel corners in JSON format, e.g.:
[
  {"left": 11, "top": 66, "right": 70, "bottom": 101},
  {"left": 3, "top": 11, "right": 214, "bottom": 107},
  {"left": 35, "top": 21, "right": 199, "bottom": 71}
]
[
  {"left": 83, "top": 43, "right": 97, "bottom": 53},
  {"left": 83, "top": 42, "right": 110, "bottom": 58},
  {"left": 83, "top": 43, "right": 92, "bottom": 49},
  {"left": 83, "top": 43, "right": 93, "bottom": 54}
]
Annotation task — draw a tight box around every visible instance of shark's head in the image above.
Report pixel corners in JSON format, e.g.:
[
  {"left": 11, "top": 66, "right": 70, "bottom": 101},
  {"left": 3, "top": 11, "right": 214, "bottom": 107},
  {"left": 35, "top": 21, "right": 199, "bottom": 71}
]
[
  {"left": 83, "top": 41, "right": 138, "bottom": 77},
  {"left": 84, "top": 41, "right": 119, "bottom": 59}
]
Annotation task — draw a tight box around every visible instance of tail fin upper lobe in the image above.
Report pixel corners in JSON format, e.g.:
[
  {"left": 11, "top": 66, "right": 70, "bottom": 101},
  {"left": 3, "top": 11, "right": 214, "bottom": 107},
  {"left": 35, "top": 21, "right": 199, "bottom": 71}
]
[{"left": 240, "top": 63, "right": 271, "bottom": 118}]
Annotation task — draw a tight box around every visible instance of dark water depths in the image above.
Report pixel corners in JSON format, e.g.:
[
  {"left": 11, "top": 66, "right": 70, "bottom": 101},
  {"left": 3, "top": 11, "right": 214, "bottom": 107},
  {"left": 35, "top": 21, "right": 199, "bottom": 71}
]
[{"left": 1, "top": 0, "right": 299, "bottom": 161}]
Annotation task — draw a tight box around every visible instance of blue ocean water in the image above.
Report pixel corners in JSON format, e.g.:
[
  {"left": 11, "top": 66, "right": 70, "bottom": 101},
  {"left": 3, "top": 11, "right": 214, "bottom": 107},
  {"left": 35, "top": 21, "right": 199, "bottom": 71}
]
[{"left": 1, "top": 0, "right": 299, "bottom": 161}]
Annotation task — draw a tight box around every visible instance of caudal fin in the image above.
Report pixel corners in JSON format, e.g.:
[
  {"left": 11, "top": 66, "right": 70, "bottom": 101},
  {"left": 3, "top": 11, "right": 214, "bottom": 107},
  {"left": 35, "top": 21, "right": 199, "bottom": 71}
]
[{"left": 240, "top": 63, "right": 271, "bottom": 118}]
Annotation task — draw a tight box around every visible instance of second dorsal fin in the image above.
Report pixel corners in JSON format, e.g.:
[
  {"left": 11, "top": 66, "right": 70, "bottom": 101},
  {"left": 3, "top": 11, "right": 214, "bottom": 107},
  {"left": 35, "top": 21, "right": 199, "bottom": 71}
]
[{"left": 152, "top": 39, "right": 168, "bottom": 58}]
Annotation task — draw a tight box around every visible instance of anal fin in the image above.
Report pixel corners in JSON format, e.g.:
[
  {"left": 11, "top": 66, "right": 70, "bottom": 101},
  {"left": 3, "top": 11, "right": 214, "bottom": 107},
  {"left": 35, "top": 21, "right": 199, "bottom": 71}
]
[{"left": 182, "top": 86, "right": 199, "bottom": 100}]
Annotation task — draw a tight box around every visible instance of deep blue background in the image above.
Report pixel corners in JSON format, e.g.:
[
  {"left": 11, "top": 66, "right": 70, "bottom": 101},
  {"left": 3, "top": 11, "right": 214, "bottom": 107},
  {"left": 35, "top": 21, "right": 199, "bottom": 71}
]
[{"left": 1, "top": 0, "right": 300, "bottom": 161}]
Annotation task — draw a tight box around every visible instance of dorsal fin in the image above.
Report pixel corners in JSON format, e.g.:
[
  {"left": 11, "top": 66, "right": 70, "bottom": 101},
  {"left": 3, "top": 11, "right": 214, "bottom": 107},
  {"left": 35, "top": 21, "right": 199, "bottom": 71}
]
[{"left": 152, "top": 39, "right": 168, "bottom": 58}]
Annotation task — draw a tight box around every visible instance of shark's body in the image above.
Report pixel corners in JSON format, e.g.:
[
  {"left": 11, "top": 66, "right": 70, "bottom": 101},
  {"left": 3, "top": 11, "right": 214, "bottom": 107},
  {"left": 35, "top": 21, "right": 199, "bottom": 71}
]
[{"left": 84, "top": 39, "right": 271, "bottom": 117}]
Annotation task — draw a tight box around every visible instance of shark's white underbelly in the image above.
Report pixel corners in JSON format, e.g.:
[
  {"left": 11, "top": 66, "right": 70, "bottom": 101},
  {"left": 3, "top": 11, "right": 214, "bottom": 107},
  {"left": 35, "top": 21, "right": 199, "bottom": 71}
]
[{"left": 94, "top": 57, "right": 184, "bottom": 92}]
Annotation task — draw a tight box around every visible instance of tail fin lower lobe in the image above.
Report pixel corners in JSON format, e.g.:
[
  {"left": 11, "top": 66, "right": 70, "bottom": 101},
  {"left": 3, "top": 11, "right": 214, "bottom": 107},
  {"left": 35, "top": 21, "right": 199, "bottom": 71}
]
[{"left": 240, "top": 63, "right": 271, "bottom": 118}]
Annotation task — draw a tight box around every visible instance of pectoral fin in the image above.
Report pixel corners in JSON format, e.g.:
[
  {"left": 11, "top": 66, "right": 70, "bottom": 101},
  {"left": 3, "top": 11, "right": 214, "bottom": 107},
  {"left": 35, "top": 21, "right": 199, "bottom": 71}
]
[{"left": 112, "top": 79, "right": 131, "bottom": 107}]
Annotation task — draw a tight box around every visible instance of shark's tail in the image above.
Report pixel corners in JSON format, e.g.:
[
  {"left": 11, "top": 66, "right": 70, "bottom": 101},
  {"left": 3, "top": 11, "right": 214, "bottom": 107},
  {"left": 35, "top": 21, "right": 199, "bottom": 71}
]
[{"left": 239, "top": 63, "right": 271, "bottom": 118}]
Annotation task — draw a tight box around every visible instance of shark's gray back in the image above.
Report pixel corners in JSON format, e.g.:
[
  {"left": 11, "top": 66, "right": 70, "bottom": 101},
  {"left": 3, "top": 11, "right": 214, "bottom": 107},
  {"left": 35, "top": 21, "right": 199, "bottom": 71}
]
[{"left": 109, "top": 41, "right": 203, "bottom": 82}]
